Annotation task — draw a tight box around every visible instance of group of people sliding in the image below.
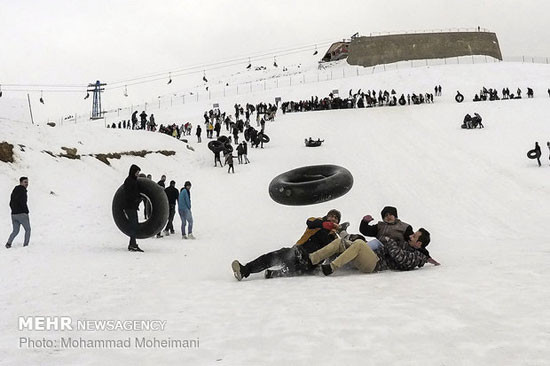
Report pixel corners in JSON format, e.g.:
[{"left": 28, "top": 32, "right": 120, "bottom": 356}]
[{"left": 231, "top": 206, "right": 440, "bottom": 281}]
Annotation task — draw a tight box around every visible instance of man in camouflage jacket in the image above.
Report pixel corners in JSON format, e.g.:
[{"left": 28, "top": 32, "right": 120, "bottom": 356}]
[{"left": 309, "top": 228, "right": 435, "bottom": 275}]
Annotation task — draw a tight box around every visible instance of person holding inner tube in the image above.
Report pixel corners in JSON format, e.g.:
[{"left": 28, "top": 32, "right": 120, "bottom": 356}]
[
  {"left": 535, "top": 142, "right": 542, "bottom": 167},
  {"left": 123, "top": 164, "right": 144, "bottom": 252},
  {"left": 231, "top": 209, "right": 348, "bottom": 280},
  {"left": 360, "top": 206, "right": 440, "bottom": 265}
]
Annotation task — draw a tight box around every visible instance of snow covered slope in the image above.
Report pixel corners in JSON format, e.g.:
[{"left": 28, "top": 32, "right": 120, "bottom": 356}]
[{"left": 1, "top": 62, "right": 550, "bottom": 366}]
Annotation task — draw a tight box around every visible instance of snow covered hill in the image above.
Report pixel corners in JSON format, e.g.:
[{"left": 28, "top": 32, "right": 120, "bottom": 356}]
[{"left": 1, "top": 62, "right": 550, "bottom": 366}]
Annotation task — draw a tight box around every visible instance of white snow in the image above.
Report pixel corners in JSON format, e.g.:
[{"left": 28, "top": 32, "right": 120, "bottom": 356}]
[{"left": 1, "top": 61, "right": 550, "bottom": 365}]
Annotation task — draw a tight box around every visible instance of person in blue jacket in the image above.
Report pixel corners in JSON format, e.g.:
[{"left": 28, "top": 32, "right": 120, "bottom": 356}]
[{"left": 178, "top": 181, "right": 195, "bottom": 239}]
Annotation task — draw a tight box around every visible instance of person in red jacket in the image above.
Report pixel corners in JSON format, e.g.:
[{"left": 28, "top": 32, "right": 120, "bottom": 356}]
[{"left": 231, "top": 209, "right": 346, "bottom": 280}]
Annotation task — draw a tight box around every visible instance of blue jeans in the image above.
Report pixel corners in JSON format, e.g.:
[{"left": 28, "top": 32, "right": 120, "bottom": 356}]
[
  {"left": 7, "top": 213, "right": 31, "bottom": 246},
  {"left": 367, "top": 238, "right": 384, "bottom": 251},
  {"left": 179, "top": 209, "right": 193, "bottom": 235}
]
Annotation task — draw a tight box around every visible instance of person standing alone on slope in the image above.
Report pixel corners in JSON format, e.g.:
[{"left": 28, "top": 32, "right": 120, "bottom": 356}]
[{"left": 5, "top": 177, "right": 31, "bottom": 248}]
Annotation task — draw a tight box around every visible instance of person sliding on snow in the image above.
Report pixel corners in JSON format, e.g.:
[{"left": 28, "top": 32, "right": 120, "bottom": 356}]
[
  {"left": 231, "top": 209, "right": 348, "bottom": 280},
  {"left": 359, "top": 206, "right": 440, "bottom": 265}
]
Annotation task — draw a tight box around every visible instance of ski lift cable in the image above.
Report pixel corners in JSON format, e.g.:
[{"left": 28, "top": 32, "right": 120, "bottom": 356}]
[
  {"left": 105, "top": 44, "right": 332, "bottom": 91},
  {"left": 108, "top": 39, "right": 335, "bottom": 85},
  {"left": 107, "top": 39, "right": 335, "bottom": 86}
]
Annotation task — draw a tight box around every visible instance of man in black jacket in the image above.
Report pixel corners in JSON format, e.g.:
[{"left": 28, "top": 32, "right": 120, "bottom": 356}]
[
  {"left": 163, "top": 180, "right": 179, "bottom": 235},
  {"left": 231, "top": 209, "right": 346, "bottom": 280},
  {"left": 6, "top": 177, "right": 31, "bottom": 248},
  {"left": 124, "top": 164, "right": 144, "bottom": 252}
]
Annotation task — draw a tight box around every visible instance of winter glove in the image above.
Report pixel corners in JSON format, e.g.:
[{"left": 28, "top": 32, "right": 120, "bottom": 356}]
[
  {"left": 322, "top": 221, "right": 337, "bottom": 231},
  {"left": 362, "top": 215, "right": 374, "bottom": 223}
]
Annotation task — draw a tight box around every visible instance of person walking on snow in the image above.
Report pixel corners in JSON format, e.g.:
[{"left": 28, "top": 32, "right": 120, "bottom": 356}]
[
  {"left": 178, "top": 181, "right": 195, "bottom": 239},
  {"left": 164, "top": 180, "right": 179, "bottom": 235},
  {"left": 225, "top": 152, "right": 236, "bottom": 173},
  {"left": 5, "top": 177, "right": 31, "bottom": 248}
]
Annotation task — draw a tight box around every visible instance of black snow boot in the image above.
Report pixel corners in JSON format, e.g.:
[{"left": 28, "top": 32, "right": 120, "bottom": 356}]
[{"left": 128, "top": 244, "right": 144, "bottom": 252}]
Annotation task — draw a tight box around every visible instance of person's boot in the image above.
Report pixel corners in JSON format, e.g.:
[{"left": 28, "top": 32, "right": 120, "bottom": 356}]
[
  {"left": 321, "top": 264, "right": 333, "bottom": 276},
  {"left": 156, "top": 233, "right": 163, "bottom": 238},
  {"left": 187, "top": 233, "right": 196, "bottom": 240},
  {"left": 231, "top": 260, "right": 249, "bottom": 281},
  {"left": 128, "top": 244, "right": 144, "bottom": 252},
  {"left": 5, "top": 243, "right": 11, "bottom": 249}
]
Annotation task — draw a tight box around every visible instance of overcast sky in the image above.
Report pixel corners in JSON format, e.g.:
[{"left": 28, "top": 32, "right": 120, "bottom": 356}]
[{"left": 1, "top": 0, "right": 549, "bottom": 119}]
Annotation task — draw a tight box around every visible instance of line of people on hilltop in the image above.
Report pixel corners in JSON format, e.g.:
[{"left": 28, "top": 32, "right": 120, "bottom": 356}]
[
  {"left": 280, "top": 88, "right": 435, "bottom": 114},
  {"left": 473, "top": 86, "right": 534, "bottom": 102},
  {"left": 231, "top": 206, "right": 440, "bottom": 281},
  {"left": 107, "top": 112, "right": 194, "bottom": 141}
]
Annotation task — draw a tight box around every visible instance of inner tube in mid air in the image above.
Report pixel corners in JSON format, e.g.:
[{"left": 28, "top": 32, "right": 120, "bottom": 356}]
[{"left": 268, "top": 165, "right": 353, "bottom": 206}]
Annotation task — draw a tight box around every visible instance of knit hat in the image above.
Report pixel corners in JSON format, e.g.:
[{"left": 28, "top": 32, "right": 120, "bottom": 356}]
[
  {"left": 380, "top": 206, "right": 398, "bottom": 219},
  {"left": 326, "top": 209, "right": 341, "bottom": 223}
]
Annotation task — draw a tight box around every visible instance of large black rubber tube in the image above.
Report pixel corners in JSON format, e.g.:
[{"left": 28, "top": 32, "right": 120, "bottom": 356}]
[
  {"left": 455, "top": 93, "right": 464, "bottom": 103},
  {"left": 269, "top": 165, "right": 353, "bottom": 206},
  {"left": 260, "top": 134, "right": 270, "bottom": 143},
  {"left": 217, "top": 135, "right": 229, "bottom": 143},
  {"left": 112, "top": 177, "right": 169, "bottom": 239},
  {"left": 527, "top": 149, "right": 541, "bottom": 159},
  {"left": 223, "top": 143, "right": 233, "bottom": 153},
  {"left": 208, "top": 140, "right": 225, "bottom": 153}
]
